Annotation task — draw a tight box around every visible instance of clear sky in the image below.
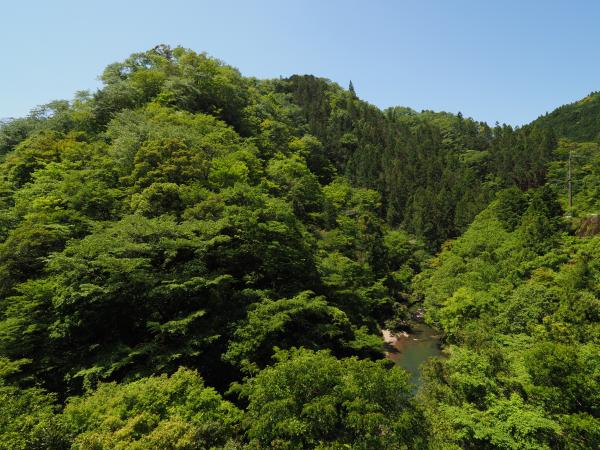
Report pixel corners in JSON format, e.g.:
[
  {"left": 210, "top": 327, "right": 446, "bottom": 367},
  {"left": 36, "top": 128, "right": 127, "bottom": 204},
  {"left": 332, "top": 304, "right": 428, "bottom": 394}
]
[{"left": 2, "top": 0, "right": 600, "bottom": 125}]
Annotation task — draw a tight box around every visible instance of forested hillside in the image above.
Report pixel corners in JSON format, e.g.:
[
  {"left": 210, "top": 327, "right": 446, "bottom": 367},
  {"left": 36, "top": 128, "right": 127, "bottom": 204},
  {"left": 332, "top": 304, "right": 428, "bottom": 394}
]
[
  {"left": 0, "top": 46, "right": 597, "bottom": 449},
  {"left": 533, "top": 91, "right": 600, "bottom": 143},
  {"left": 415, "top": 187, "right": 599, "bottom": 448}
]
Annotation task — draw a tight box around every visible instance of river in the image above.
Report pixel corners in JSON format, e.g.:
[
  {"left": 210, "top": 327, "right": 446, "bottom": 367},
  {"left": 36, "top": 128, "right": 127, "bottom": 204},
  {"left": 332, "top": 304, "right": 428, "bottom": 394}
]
[{"left": 383, "top": 322, "right": 444, "bottom": 387}]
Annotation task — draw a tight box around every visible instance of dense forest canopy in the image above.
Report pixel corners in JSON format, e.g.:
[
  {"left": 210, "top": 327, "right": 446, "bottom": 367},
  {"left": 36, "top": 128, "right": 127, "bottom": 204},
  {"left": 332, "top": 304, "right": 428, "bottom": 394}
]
[{"left": 0, "top": 46, "right": 597, "bottom": 449}]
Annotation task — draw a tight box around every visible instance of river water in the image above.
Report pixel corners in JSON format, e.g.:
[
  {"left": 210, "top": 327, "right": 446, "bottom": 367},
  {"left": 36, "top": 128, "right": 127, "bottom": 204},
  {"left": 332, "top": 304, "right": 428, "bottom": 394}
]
[{"left": 383, "top": 322, "right": 443, "bottom": 387}]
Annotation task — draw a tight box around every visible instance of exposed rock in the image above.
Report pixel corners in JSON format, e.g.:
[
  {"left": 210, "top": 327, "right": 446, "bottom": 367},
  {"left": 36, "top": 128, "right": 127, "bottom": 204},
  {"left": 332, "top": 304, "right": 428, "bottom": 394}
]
[
  {"left": 577, "top": 214, "right": 600, "bottom": 237},
  {"left": 382, "top": 329, "right": 409, "bottom": 346}
]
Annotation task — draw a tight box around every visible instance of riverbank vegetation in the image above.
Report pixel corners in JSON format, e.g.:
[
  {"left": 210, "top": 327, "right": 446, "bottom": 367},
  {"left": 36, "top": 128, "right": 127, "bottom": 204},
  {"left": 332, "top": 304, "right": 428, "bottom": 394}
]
[{"left": 0, "top": 46, "right": 598, "bottom": 449}]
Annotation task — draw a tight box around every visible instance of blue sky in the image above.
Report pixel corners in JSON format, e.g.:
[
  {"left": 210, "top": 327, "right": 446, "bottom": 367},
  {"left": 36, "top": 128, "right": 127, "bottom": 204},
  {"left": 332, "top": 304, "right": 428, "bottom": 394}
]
[{"left": 2, "top": 0, "right": 599, "bottom": 125}]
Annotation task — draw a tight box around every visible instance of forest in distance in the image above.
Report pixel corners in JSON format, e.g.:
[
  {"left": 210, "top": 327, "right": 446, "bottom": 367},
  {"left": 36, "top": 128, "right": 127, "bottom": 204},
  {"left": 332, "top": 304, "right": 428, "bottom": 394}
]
[{"left": 0, "top": 45, "right": 598, "bottom": 449}]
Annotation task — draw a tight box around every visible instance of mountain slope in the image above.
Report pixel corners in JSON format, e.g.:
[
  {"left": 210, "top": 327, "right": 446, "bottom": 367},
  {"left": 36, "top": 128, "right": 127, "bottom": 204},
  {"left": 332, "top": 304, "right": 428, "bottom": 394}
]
[{"left": 533, "top": 91, "right": 600, "bottom": 142}]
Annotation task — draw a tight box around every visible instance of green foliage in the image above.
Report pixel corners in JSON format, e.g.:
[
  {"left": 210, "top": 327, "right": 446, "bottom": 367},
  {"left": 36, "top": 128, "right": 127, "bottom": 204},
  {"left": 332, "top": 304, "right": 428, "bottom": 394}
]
[
  {"left": 62, "top": 367, "right": 242, "bottom": 449},
  {"left": 416, "top": 186, "right": 600, "bottom": 449},
  {"left": 265, "top": 153, "right": 324, "bottom": 220},
  {"left": 547, "top": 139, "right": 600, "bottom": 215},
  {"left": 0, "top": 382, "right": 67, "bottom": 450},
  {"left": 224, "top": 292, "right": 357, "bottom": 374},
  {"left": 239, "top": 348, "right": 427, "bottom": 449},
  {"left": 533, "top": 91, "right": 600, "bottom": 143},
  {"left": 0, "top": 47, "right": 421, "bottom": 407},
  {"left": 495, "top": 187, "right": 528, "bottom": 231},
  {"left": 488, "top": 124, "right": 557, "bottom": 190},
  {"left": 273, "top": 75, "right": 500, "bottom": 247}
]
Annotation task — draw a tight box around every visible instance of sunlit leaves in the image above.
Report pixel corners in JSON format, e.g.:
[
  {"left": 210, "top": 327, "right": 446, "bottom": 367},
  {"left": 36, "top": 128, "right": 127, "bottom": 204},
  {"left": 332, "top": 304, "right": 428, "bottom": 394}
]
[{"left": 240, "top": 348, "right": 425, "bottom": 449}]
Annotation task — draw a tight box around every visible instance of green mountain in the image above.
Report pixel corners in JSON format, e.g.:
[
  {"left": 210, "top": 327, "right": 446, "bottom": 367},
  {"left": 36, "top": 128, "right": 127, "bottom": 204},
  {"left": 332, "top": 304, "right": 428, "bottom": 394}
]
[
  {"left": 0, "top": 46, "right": 597, "bottom": 449},
  {"left": 533, "top": 91, "right": 600, "bottom": 142}
]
